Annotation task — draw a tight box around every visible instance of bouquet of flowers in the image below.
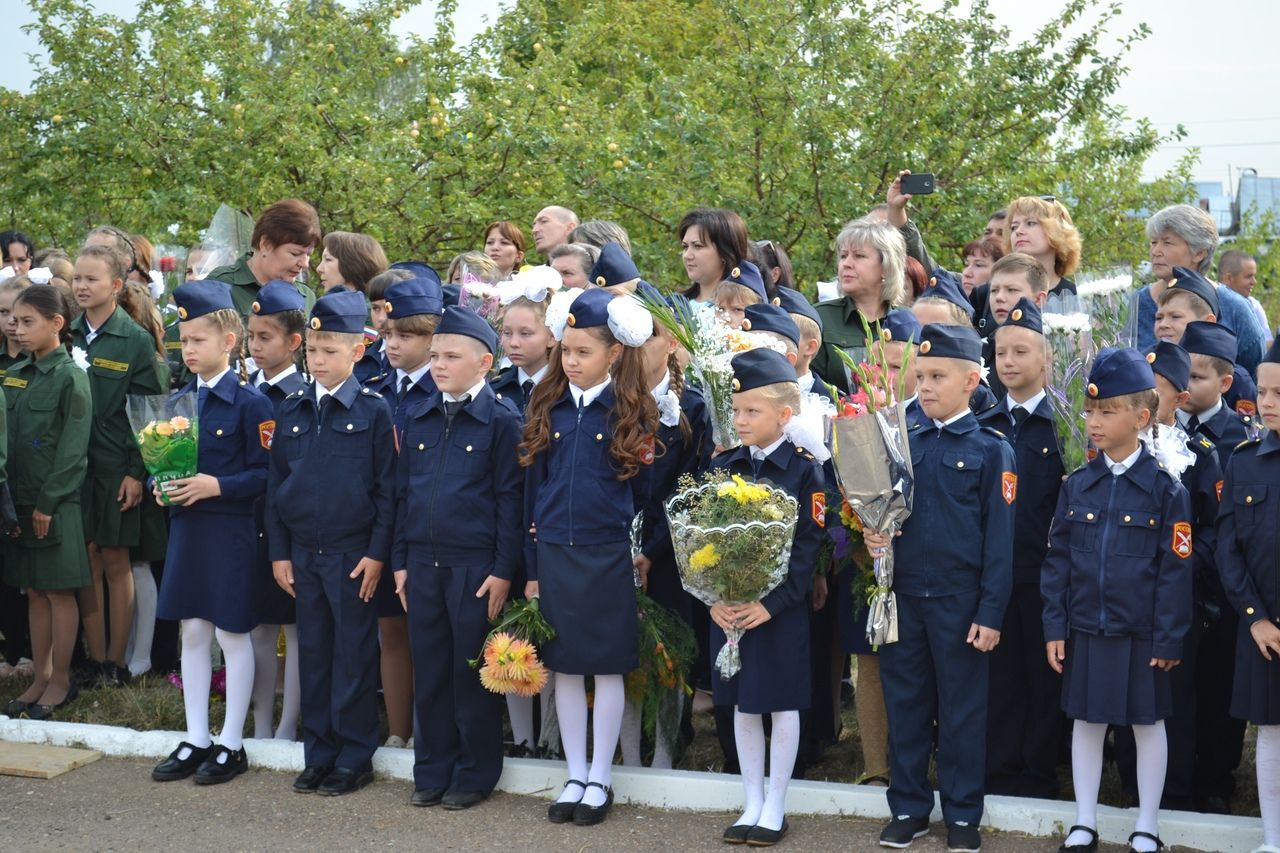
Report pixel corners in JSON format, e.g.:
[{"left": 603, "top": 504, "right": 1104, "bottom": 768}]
[
  {"left": 1077, "top": 271, "right": 1141, "bottom": 349},
  {"left": 634, "top": 290, "right": 788, "bottom": 449},
  {"left": 470, "top": 598, "right": 555, "bottom": 697},
  {"left": 1043, "top": 312, "right": 1095, "bottom": 473},
  {"left": 665, "top": 472, "right": 799, "bottom": 679},
  {"left": 127, "top": 394, "right": 199, "bottom": 506},
  {"left": 627, "top": 589, "right": 698, "bottom": 758}
]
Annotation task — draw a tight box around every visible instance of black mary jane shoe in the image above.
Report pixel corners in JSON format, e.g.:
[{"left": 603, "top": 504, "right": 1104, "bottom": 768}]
[
  {"left": 1058, "top": 825, "right": 1098, "bottom": 853},
  {"left": 292, "top": 766, "right": 332, "bottom": 793},
  {"left": 410, "top": 787, "right": 446, "bottom": 807},
  {"left": 1127, "top": 831, "right": 1163, "bottom": 853},
  {"left": 317, "top": 766, "right": 374, "bottom": 796},
  {"left": 5, "top": 697, "right": 34, "bottom": 716},
  {"left": 442, "top": 790, "right": 487, "bottom": 810},
  {"left": 745, "top": 819, "right": 788, "bottom": 847},
  {"left": 572, "top": 782, "right": 614, "bottom": 826},
  {"left": 723, "top": 823, "right": 753, "bottom": 845},
  {"left": 547, "top": 779, "right": 586, "bottom": 824},
  {"left": 152, "top": 741, "right": 213, "bottom": 782},
  {"left": 193, "top": 745, "right": 249, "bottom": 785},
  {"left": 27, "top": 685, "right": 79, "bottom": 721}
]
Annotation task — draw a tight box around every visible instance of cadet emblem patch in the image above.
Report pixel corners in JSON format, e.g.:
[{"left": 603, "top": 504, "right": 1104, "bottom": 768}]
[
  {"left": 1001, "top": 472, "right": 1017, "bottom": 505},
  {"left": 1237, "top": 399, "right": 1257, "bottom": 417},
  {"left": 259, "top": 420, "right": 276, "bottom": 450},
  {"left": 811, "top": 492, "right": 826, "bottom": 527},
  {"left": 640, "top": 435, "right": 655, "bottom": 465},
  {"left": 1172, "top": 522, "right": 1193, "bottom": 559},
  {"left": 1216, "top": 480, "right": 1224, "bottom": 502}
]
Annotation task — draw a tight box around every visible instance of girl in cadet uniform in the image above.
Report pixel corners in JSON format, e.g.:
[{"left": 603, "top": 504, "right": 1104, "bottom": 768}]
[
  {"left": 69, "top": 244, "right": 169, "bottom": 688},
  {"left": 150, "top": 280, "right": 274, "bottom": 786},
  {"left": 245, "top": 281, "right": 309, "bottom": 741},
  {"left": 520, "top": 287, "right": 658, "bottom": 826},
  {"left": 2, "top": 285, "right": 92, "bottom": 720}
]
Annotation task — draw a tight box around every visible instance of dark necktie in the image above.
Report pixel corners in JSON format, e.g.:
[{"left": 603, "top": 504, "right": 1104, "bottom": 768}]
[
  {"left": 398, "top": 375, "right": 412, "bottom": 406},
  {"left": 444, "top": 394, "right": 470, "bottom": 427},
  {"left": 751, "top": 453, "right": 764, "bottom": 478},
  {"left": 197, "top": 385, "right": 210, "bottom": 416},
  {"left": 1186, "top": 414, "right": 1201, "bottom": 434},
  {"left": 317, "top": 393, "right": 331, "bottom": 425},
  {"left": 1012, "top": 406, "right": 1029, "bottom": 428},
  {"left": 521, "top": 379, "right": 534, "bottom": 403}
]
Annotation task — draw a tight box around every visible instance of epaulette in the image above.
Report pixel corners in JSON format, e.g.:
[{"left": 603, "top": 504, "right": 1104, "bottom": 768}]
[
  {"left": 361, "top": 387, "right": 383, "bottom": 398},
  {"left": 794, "top": 446, "right": 815, "bottom": 460},
  {"left": 239, "top": 380, "right": 248, "bottom": 387},
  {"left": 981, "top": 425, "right": 1006, "bottom": 440},
  {"left": 1237, "top": 437, "right": 1263, "bottom": 451},
  {"left": 1198, "top": 435, "right": 1214, "bottom": 451},
  {"left": 909, "top": 422, "right": 924, "bottom": 432}
]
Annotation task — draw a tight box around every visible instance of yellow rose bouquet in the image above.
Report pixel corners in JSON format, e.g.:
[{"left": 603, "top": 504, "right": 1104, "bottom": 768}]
[{"left": 127, "top": 394, "right": 199, "bottom": 506}]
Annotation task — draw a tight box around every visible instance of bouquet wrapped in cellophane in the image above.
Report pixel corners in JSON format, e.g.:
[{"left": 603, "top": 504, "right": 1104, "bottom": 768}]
[
  {"left": 470, "top": 598, "right": 555, "bottom": 697},
  {"left": 634, "top": 290, "right": 789, "bottom": 450},
  {"left": 665, "top": 472, "right": 798, "bottom": 679},
  {"left": 830, "top": 319, "right": 915, "bottom": 646},
  {"left": 127, "top": 394, "right": 199, "bottom": 506},
  {"left": 1076, "top": 271, "right": 1141, "bottom": 349},
  {"left": 1043, "top": 312, "right": 1095, "bottom": 473}
]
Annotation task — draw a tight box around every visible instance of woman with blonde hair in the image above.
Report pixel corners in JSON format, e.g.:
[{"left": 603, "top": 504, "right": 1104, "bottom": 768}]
[{"left": 1003, "top": 196, "right": 1082, "bottom": 300}]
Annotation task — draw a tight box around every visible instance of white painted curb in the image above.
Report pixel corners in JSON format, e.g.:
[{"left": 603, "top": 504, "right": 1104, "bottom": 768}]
[{"left": 0, "top": 715, "right": 1260, "bottom": 851}]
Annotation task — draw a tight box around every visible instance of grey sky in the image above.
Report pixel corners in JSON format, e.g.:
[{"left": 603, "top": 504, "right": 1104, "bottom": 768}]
[{"left": 2, "top": 0, "right": 1276, "bottom": 188}]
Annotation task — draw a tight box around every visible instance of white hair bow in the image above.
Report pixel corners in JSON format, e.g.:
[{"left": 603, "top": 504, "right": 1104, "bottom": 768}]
[
  {"left": 606, "top": 295, "right": 654, "bottom": 347},
  {"left": 500, "top": 265, "right": 562, "bottom": 306},
  {"left": 545, "top": 288, "right": 583, "bottom": 342}
]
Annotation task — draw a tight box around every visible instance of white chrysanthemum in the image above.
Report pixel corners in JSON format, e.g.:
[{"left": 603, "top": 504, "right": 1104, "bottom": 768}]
[
  {"left": 544, "top": 288, "right": 582, "bottom": 342},
  {"left": 606, "top": 295, "right": 654, "bottom": 347},
  {"left": 1077, "top": 273, "right": 1135, "bottom": 298},
  {"left": 1041, "top": 312, "right": 1091, "bottom": 333},
  {"left": 71, "top": 346, "right": 90, "bottom": 372}
]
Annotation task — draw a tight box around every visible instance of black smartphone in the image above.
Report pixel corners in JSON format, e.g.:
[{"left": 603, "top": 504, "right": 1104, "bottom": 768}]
[{"left": 899, "top": 172, "right": 935, "bottom": 195}]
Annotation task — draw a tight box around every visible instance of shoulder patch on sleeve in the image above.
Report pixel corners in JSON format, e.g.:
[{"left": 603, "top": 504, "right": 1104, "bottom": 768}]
[
  {"left": 811, "top": 492, "right": 826, "bottom": 527},
  {"left": 1001, "top": 471, "right": 1017, "bottom": 504},
  {"left": 259, "top": 419, "right": 276, "bottom": 450},
  {"left": 1172, "top": 521, "right": 1193, "bottom": 559},
  {"left": 1216, "top": 479, "right": 1224, "bottom": 502}
]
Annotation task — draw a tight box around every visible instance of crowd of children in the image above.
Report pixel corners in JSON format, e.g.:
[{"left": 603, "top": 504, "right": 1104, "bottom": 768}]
[{"left": 2, "top": 191, "right": 1279, "bottom": 853}]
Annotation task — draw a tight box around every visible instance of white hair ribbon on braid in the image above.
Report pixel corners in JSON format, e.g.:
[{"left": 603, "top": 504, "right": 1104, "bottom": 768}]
[
  {"left": 499, "top": 264, "right": 562, "bottom": 306},
  {"left": 606, "top": 294, "right": 654, "bottom": 347},
  {"left": 783, "top": 392, "right": 836, "bottom": 464},
  {"left": 545, "top": 287, "right": 583, "bottom": 342},
  {"left": 22, "top": 266, "right": 47, "bottom": 284}
]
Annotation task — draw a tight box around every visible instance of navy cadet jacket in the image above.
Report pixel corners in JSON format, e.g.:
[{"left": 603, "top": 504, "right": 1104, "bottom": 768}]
[
  {"left": 266, "top": 376, "right": 397, "bottom": 563},
  {"left": 364, "top": 367, "right": 437, "bottom": 436},
  {"left": 353, "top": 340, "right": 388, "bottom": 385},
  {"left": 251, "top": 368, "right": 308, "bottom": 411},
  {"left": 491, "top": 366, "right": 535, "bottom": 415},
  {"left": 392, "top": 384, "right": 524, "bottom": 578},
  {"left": 1041, "top": 446, "right": 1193, "bottom": 660},
  {"left": 711, "top": 440, "right": 826, "bottom": 616},
  {"left": 172, "top": 372, "right": 273, "bottom": 518},
  {"left": 894, "top": 413, "right": 1016, "bottom": 630},
  {"left": 1190, "top": 401, "right": 1249, "bottom": 467},
  {"left": 638, "top": 384, "right": 713, "bottom": 568},
  {"left": 977, "top": 396, "right": 1064, "bottom": 586},
  {"left": 1179, "top": 430, "right": 1223, "bottom": 610},
  {"left": 523, "top": 384, "right": 654, "bottom": 580},
  {"left": 1216, "top": 432, "right": 1280, "bottom": 626}
]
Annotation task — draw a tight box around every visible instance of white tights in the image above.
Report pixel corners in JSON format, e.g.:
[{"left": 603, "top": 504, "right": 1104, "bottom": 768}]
[
  {"left": 732, "top": 709, "right": 799, "bottom": 832},
  {"left": 176, "top": 619, "right": 255, "bottom": 760},
  {"left": 553, "top": 673, "right": 626, "bottom": 808},
  {"left": 250, "top": 624, "right": 300, "bottom": 740},
  {"left": 1066, "top": 720, "right": 1166, "bottom": 852},
  {"left": 125, "top": 562, "right": 156, "bottom": 676},
  {"left": 1257, "top": 725, "right": 1280, "bottom": 848}
]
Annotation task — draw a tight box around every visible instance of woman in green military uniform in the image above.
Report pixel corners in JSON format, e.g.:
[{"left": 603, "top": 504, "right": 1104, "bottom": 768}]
[
  {"left": 70, "top": 245, "right": 169, "bottom": 687},
  {"left": 3, "top": 286, "right": 92, "bottom": 720},
  {"left": 811, "top": 218, "right": 908, "bottom": 394}
]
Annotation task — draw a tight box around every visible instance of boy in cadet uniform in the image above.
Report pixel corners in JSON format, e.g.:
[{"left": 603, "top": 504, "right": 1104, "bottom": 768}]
[
  {"left": 911, "top": 270, "right": 998, "bottom": 415},
  {"left": 976, "top": 298, "right": 1064, "bottom": 800},
  {"left": 266, "top": 290, "right": 396, "bottom": 797},
  {"left": 775, "top": 288, "right": 830, "bottom": 399},
  {"left": 877, "top": 309, "right": 925, "bottom": 427},
  {"left": 1176, "top": 318, "right": 1250, "bottom": 813},
  {"left": 714, "top": 260, "right": 769, "bottom": 329},
  {"left": 364, "top": 275, "right": 444, "bottom": 435},
  {"left": 864, "top": 323, "right": 1015, "bottom": 853},
  {"left": 1156, "top": 266, "right": 1257, "bottom": 420},
  {"left": 392, "top": 307, "right": 523, "bottom": 810},
  {"left": 980, "top": 254, "right": 1051, "bottom": 399}
]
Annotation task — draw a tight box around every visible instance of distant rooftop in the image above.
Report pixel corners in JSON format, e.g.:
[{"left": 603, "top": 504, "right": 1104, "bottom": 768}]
[{"left": 1234, "top": 173, "right": 1280, "bottom": 233}]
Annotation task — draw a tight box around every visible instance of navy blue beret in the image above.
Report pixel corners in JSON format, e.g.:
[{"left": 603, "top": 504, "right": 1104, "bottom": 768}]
[
  {"left": 384, "top": 276, "right": 444, "bottom": 318},
  {"left": 589, "top": 242, "right": 640, "bottom": 289},
  {"left": 881, "top": 309, "right": 921, "bottom": 344},
  {"left": 774, "top": 287, "right": 821, "bottom": 329},
  {"left": 1164, "top": 266, "right": 1220, "bottom": 316},
  {"left": 921, "top": 268, "right": 974, "bottom": 319},
  {"left": 723, "top": 260, "right": 767, "bottom": 302},
  {"left": 565, "top": 287, "right": 613, "bottom": 330},
  {"left": 251, "top": 280, "right": 306, "bottom": 316},
  {"left": 998, "top": 297, "right": 1043, "bottom": 335}
]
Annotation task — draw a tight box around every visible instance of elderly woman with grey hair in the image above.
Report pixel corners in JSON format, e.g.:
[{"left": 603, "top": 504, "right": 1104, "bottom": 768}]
[
  {"left": 1132, "top": 203, "right": 1265, "bottom": 373},
  {"left": 811, "top": 216, "right": 907, "bottom": 393}
]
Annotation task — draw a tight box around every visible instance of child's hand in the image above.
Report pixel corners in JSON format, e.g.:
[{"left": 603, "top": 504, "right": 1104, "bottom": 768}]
[
  {"left": 733, "top": 602, "right": 773, "bottom": 631},
  {"left": 30, "top": 509, "right": 51, "bottom": 539},
  {"left": 350, "top": 557, "right": 383, "bottom": 602},
  {"left": 710, "top": 601, "right": 737, "bottom": 633},
  {"left": 393, "top": 569, "right": 408, "bottom": 613},
  {"left": 524, "top": 580, "right": 539, "bottom": 599},
  {"left": 1150, "top": 657, "right": 1180, "bottom": 672},
  {"left": 476, "top": 574, "right": 511, "bottom": 621},
  {"left": 633, "top": 554, "right": 652, "bottom": 590},
  {"left": 163, "top": 474, "right": 221, "bottom": 506},
  {"left": 272, "top": 560, "right": 295, "bottom": 597},
  {"left": 1250, "top": 619, "right": 1280, "bottom": 661},
  {"left": 812, "top": 574, "right": 828, "bottom": 611},
  {"left": 967, "top": 623, "right": 1000, "bottom": 652},
  {"left": 1045, "top": 640, "right": 1066, "bottom": 673},
  {"left": 152, "top": 480, "right": 167, "bottom": 506},
  {"left": 864, "top": 529, "right": 894, "bottom": 557},
  {"left": 118, "top": 475, "right": 143, "bottom": 512}
]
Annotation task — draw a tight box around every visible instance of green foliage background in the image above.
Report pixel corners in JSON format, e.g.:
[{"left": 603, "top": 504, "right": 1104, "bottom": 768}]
[{"left": 0, "top": 0, "right": 1200, "bottom": 291}]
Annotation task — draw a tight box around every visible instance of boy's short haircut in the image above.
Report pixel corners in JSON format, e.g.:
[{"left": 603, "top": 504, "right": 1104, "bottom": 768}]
[
  {"left": 367, "top": 268, "right": 415, "bottom": 303},
  {"left": 749, "top": 380, "right": 801, "bottom": 412},
  {"left": 385, "top": 313, "right": 441, "bottom": 336},
  {"left": 715, "top": 281, "right": 764, "bottom": 308},
  {"left": 914, "top": 296, "right": 973, "bottom": 326},
  {"left": 309, "top": 329, "right": 365, "bottom": 347},
  {"left": 1156, "top": 287, "right": 1213, "bottom": 319},
  {"left": 789, "top": 313, "right": 822, "bottom": 346},
  {"left": 989, "top": 252, "right": 1049, "bottom": 294},
  {"left": 758, "top": 330, "right": 799, "bottom": 358},
  {"left": 1190, "top": 351, "right": 1233, "bottom": 379},
  {"left": 1084, "top": 388, "right": 1159, "bottom": 416}
]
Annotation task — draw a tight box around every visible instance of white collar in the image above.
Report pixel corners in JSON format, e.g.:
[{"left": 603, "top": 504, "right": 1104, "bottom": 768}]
[
  {"left": 1180, "top": 399, "right": 1223, "bottom": 425},
  {"left": 750, "top": 435, "right": 788, "bottom": 461},
  {"left": 396, "top": 362, "right": 431, "bottom": 388},
  {"left": 797, "top": 372, "right": 815, "bottom": 394},
  {"left": 1008, "top": 388, "right": 1046, "bottom": 414},
  {"left": 257, "top": 364, "right": 297, "bottom": 388},
  {"left": 651, "top": 371, "right": 671, "bottom": 399},
  {"left": 444, "top": 379, "right": 487, "bottom": 404},
  {"left": 316, "top": 374, "right": 353, "bottom": 403},
  {"left": 932, "top": 409, "right": 970, "bottom": 429},
  {"left": 1104, "top": 445, "right": 1143, "bottom": 475},
  {"left": 570, "top": 377, "right": 611, "bottom": 409},
  {"left": 518, "top": 363, "right": 549, "bottom": 386},
  {"left": 902, "top": 393, "right": 918, "bottom": 409},
  {"left": 199, "top": 367, "right": 232, "bottom": 390}
]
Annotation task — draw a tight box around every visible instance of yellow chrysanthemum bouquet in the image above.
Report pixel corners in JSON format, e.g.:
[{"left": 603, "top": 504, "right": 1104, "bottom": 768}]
[{"left": 665, "top": 471, "right": 798, "bottom": 679}]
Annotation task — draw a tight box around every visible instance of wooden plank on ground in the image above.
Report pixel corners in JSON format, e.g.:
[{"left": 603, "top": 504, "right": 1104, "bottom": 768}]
[{"left": 0, "top": 741, "right": 103, "bottom": 779}]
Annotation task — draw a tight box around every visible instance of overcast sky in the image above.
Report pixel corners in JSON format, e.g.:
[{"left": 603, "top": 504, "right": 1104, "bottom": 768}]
[{"left": 3, "top": 0, "right": 1276, "bottom": 189}]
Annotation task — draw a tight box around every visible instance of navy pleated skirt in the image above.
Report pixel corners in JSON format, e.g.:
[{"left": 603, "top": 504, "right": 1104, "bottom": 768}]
[
  {"left": 1232, "top": 619, "right": 1280, "bottom": 725},
  {"left": 537, "top": 541, "right": 638, "bottom": 675},
  {"left": 158, "top": 511, "right": 258, "bottom": 634},
  {"left": 1061, "top": 632, "right": 1171, "bottom": 725},
  {"left": 710, "top": 601, "right": 811, "bottom": 715}
]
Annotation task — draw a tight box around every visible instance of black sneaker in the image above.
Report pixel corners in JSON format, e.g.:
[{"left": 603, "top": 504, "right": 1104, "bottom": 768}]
[
  {"left": 947, "top": 822, "right": 981, "bottom": 852},
  {"left": 880, "top": 815, "right": 930, "bottom": 848}
]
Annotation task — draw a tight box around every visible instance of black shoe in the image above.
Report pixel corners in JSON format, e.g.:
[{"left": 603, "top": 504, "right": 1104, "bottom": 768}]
[
  {"left": 442, "top": 790, "right": 487, "bottom": 810},
  {"left": 571, "top": 782, "right": 613, "bottom": 826},
  {"left": 27, "top": 685, "right": 79, "bottom": 721},
  {"left": 1127, "top": 831, "right": 1164, "bottom": 853},
  {"left": 5, "top": 697, "right": 32, "bottom": 716},
  {"left": 880, "top": 815, "right": 930, "bottom": 848},
  {"left": 292, "top": 766, "right": 332, "bottom": 793},
  {"left": 194, "top": 745, "right": 248, "bottom": 785},
  {"left": 97, "top": 662, "right": 132, "bottom": 688},
  {"left": 152, "top": 741, "right": 213, "bottom": 782},
  {"left": 410, "top": 787, "right": 446, "bottom": 807},
  {"left": 547, "top": 779, "right": 585, "bottom": 823},
  {"left": 72, "top": 659, "right": 104, "bottom": 689},
  {"left": 1058, "top": 825, "right": 1099, "bottom": 852},
  {"left": 723, "top": 823, "right": 753, "bottom": 845},
  {"left": 745, "top": 819, "right": 788, "bottom": 847},
  {"left": 946, "top": 822, "right": 981, "bottom": 852},
  {"left": 316, "top": 766, "right": 373, "bottom": 796}
]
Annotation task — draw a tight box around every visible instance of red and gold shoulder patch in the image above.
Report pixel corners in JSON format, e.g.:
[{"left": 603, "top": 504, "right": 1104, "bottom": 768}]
[
  {"left": 640, "top": 435, "right": 656, "bottom": 465},
  {"left": 811, "top": 492, "right": 827, "bottom": 527},
  {"left": 1172, "top": 521, "right": 1193, "bottom": 559},
  {"left": 259, "top": 420, "right": 276, "bottom": 450},
  {"left": 1001, "top": 471, "right": 1017, "bottom": 505},
  {"left": 1236, "top": 399, "right": 1257, "bottom": 417},
  {"left": 1216, "top": 480, "right": 1224, "bottom": 502}
]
